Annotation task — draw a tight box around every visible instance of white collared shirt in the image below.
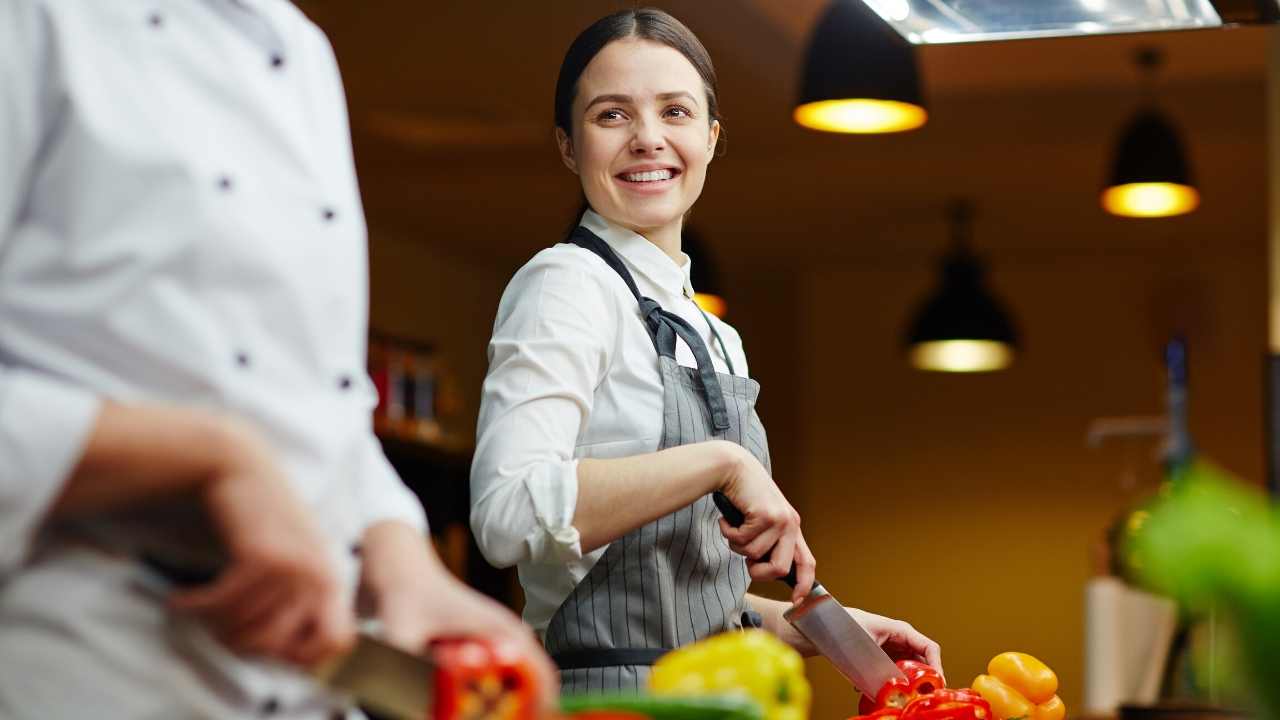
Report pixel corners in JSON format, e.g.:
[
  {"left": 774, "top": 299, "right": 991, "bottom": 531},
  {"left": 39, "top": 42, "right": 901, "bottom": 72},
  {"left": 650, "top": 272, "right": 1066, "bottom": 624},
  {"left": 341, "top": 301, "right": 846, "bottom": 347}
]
[
  {"left": 0, "top": 1, "right": 422, "bottom": 716},
  {"left": 470, "top": 210, "right": 750, "bottom": 636}
]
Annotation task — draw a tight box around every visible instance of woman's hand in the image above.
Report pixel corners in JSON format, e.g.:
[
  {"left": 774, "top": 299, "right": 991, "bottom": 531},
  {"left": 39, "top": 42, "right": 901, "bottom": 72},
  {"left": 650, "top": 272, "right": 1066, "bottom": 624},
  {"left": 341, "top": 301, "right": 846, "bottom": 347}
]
[
  {"left": 715, "top": 442, "right": 816, "bottom": 603},
  {"left": 170, "top": 418, "right": 356, "bottom": 668},
  {"left": 359, "top": 521, "right": 559, "bottom": 715},
  {"left": 848, "top": 608, "right": 945, "bottom": 680}
]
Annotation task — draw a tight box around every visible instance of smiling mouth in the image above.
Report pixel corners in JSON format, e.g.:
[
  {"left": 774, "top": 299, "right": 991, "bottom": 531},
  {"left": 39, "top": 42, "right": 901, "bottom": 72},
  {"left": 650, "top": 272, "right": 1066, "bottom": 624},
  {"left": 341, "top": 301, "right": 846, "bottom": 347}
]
[{"left": 617, "top": 168, "right": 681, "bottom": 184}]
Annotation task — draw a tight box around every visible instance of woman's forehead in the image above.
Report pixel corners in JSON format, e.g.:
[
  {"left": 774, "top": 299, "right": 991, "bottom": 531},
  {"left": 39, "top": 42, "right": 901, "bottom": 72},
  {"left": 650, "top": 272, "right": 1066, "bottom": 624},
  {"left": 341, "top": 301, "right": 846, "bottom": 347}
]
[{"left": 577, "top": 39, "right": 704, "bottom": 104}]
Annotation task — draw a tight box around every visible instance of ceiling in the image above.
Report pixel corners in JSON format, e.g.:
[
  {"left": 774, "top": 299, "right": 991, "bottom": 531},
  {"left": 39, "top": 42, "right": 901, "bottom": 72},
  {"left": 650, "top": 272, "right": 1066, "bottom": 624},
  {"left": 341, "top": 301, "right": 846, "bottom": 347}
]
[{"left": 298, "top": 1, "right": 1273, "bottom": 267}]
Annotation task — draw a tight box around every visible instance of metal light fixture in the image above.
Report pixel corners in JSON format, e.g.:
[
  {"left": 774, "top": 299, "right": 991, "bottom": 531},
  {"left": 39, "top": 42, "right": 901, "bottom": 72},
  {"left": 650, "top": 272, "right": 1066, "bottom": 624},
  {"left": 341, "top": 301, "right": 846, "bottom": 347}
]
[
  {"left": 794, "top": 0, "right": 927, "bottom": 134},
  {"left": 858, "top": 0, "right": 1230, "bottom": 45},
  {"left": 683, "top": 227, "right": 727, "bottom": 318},
  {"left": 905, "top": 201, "right": 1018, "bottom": 373},
  {"left": 1102, "top": 48, "right": 1199, "bottom": 218}
]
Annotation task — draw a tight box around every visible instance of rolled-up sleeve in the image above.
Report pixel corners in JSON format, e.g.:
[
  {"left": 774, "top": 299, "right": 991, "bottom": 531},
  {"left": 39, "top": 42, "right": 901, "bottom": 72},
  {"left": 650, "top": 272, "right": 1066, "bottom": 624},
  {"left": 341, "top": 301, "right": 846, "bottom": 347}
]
[
  {"left": 0, "top": 1, "right": 104, "bottom": 574},
  {"left": 470, "top": 250, "right": 614, "bottom": 568}
]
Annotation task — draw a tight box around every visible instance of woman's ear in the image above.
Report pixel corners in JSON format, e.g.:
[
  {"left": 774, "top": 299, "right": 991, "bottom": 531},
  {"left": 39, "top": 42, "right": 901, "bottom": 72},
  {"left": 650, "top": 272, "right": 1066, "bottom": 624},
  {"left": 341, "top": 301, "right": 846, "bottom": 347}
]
[
  {"left": 556, "top": 127, "right": 578, "bottom": 174},
  {"left": 706, "top": 120, "right": 721, "bottom": 162}
]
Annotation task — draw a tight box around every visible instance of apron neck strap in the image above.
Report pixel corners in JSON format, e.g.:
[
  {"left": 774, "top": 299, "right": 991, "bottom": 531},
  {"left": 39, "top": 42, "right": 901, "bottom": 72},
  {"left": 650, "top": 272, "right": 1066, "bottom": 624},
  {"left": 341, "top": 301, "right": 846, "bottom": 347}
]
[{"left": 569, "top": 226, "right": 731, "bottom": 432}]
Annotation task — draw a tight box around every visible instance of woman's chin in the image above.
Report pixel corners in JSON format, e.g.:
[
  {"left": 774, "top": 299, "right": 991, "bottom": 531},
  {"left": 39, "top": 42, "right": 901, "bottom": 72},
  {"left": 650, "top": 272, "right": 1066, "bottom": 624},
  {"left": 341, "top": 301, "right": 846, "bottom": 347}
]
[{"left": 610, "top": 205, "right": 687, "bottom": 234}]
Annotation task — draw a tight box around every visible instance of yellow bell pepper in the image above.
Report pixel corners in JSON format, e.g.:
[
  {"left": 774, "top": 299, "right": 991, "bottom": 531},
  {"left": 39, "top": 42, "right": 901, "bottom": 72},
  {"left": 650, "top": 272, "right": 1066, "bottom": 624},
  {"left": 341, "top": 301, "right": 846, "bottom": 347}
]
[
  {"left": 650, "top": 630, "right": 811, "bottom": 720},
  {"left": 971, "top": 653, "right": 1064, "bottom": 720}
]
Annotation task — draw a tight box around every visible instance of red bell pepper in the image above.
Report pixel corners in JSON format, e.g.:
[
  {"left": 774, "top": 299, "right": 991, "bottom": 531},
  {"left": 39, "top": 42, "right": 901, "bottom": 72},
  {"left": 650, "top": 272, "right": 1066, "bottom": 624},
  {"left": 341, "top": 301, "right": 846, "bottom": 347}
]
[
  {"left": 859, "top": 660, "right": 947, "bottom": 715},
  {"left": 848, "top": 707, "right": 905, "bottom": 720},
  {"left": 901, "top": 689, "right": 992, "bottom": 720},
  {"left": 432, "top": 637, "right": 537, "bottom": 720}
]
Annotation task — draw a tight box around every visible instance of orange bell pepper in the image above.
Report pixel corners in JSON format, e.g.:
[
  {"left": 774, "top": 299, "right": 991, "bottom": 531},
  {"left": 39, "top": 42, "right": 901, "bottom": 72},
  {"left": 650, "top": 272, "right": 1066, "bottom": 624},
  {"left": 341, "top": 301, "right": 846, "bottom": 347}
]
[{"left": 970, "top": 653, "right": 1064, "bottom": 720}]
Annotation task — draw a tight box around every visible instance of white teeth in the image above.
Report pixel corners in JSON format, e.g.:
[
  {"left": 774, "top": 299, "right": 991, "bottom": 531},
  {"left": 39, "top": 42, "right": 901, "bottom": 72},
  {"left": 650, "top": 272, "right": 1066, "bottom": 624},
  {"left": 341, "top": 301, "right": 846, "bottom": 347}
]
[{"left": 623, "top": 169, "right": 674, "bottom": 182}]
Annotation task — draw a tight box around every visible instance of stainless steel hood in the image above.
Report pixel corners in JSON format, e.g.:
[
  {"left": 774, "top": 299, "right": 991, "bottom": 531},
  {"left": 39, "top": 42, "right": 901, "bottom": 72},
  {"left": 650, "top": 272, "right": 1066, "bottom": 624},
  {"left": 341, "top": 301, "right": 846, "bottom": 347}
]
[{"left": 859, "top": 0, "right": 1280, "bottom": 44}]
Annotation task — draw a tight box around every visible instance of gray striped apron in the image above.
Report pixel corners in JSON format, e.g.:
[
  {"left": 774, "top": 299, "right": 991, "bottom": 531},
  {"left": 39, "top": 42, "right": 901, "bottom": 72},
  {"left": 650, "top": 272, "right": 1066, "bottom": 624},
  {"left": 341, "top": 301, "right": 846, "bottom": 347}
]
[{"left": 544, "top": 227, "right": 772, "bottom": 693}]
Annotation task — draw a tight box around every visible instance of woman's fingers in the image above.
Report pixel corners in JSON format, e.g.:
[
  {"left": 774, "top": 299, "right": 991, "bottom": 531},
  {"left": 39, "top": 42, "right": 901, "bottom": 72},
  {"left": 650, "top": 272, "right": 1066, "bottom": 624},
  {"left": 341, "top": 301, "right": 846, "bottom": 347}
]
[{"left": 791, "top": 534, "right": 817, "bottom": 602}]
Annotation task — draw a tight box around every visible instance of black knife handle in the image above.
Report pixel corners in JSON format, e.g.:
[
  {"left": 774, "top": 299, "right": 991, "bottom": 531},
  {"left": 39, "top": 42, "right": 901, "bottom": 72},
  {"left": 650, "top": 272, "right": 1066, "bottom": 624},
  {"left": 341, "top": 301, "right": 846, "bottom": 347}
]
[
  {"left": 712, "top": 492, "right": 798, "bottom": 588},
  {"left": 139, "top": 552, "right": 219, "bottom": 588}
]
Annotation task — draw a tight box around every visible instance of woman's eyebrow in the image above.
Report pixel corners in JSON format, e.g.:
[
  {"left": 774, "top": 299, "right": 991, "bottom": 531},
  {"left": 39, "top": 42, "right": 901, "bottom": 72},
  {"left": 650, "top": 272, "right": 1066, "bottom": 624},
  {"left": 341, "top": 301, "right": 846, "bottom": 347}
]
[
  {"left": 584, "top": 91, "right": 700, "bottom": 110},
  {"left": 656, "top": 91, "right": 698, "bottom": 105},
  {"left": 584, "top": 93, "right": 634, "bottom": 109}
]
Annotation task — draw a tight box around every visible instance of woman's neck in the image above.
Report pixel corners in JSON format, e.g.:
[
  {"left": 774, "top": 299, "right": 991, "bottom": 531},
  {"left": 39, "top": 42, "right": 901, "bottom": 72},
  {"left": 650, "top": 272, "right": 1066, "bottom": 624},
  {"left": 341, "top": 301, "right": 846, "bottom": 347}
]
[{"left": 629, "top": 220, "right": 683, "bottom": 265}]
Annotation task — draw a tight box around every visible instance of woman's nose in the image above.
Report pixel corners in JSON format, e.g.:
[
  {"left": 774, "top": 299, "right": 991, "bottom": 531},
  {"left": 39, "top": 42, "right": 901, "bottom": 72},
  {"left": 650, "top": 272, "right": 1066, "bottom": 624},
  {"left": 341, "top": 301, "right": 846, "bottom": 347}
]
[{"left": 629, "top": 118, "right": 665, "bottom": 154}]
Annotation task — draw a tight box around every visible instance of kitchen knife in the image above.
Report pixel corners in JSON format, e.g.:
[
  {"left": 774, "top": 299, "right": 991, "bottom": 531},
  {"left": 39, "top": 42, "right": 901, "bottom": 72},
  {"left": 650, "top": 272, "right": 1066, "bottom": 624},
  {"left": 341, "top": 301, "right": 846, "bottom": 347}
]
[
  {"left": 712, "top": 492, "right": 906, "bottom": 698},
  {"left": 136, "top": 552, "right": 533, "bottom": 720}
]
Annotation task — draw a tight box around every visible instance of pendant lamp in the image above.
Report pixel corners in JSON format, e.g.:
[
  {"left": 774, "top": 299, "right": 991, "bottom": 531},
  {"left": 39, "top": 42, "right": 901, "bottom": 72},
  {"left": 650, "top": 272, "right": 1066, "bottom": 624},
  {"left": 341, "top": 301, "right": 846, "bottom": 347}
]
[
  {"left": 683, "top": 228, "right": 727, "bottom": 318},
  {"left": 1102, "top": 48, "right": 1199, "bottom": 218},
  {"left": 794, "top": 0, "right": 927, "bottom": 134},
  {"left": 905, "top": 201, "right": 1018, "bottom": 373}
]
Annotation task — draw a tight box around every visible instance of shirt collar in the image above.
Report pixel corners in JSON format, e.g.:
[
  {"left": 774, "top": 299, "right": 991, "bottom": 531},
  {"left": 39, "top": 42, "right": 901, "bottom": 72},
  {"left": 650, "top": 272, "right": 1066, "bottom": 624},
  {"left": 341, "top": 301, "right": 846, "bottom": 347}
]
[{"left": 579, "top": 209, "right": 696, "bottom": 299}]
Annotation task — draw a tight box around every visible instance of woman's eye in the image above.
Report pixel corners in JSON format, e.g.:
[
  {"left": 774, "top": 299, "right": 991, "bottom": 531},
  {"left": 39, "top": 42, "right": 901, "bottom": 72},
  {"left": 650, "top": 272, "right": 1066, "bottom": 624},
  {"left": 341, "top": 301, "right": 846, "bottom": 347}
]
[
  {"left": 665, "top": 105, "right": 693, "bottom": 119},
  {"left": 597, "top": 109, "right": 626, "bottom": 122}
]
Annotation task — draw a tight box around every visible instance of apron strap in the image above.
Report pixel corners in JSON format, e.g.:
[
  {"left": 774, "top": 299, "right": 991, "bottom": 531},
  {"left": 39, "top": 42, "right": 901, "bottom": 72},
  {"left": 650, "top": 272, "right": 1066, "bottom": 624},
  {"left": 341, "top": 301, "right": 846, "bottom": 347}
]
[
  {"left": 570, "top": 226, "right": 731, "bottom": 432},
  {"left": 552, "top": 647, "right": 670, "bottom": 671},
  {"left": 695, "top": 305, "right": 736, "bottom": 377}
]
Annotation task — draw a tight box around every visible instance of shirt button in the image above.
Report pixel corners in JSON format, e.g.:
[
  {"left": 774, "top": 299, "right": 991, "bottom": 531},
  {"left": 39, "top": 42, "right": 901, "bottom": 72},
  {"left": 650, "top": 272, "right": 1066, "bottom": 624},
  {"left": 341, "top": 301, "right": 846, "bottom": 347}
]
[
  {"left": 217, "top": 175, "right": 234, "bottom": 192},
  {"left": 349, "top": 542, "right": 362, "bottom": 558},
  {"left": 235, "top": 352, "right": 251, "bottom": 368},
  {"left": 148, "top": 12, "right": 164, "bottom": 28},
  {"left": 259, "top": 697, "right": 281, "bottom": 716},
  {"left": 270, "top": 53, "right": 286, "bottom": 70},
  {"left": 322, "top": 207, "right": 337, "bottom": 222},
  {"left": 337, "top": 375, "right": 353, "bottom": 391}
]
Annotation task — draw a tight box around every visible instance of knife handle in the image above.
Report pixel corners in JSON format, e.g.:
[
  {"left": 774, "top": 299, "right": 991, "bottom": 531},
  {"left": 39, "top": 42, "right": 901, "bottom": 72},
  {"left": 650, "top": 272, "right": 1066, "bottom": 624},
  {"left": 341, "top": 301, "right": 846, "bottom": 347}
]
[{"left": 712, "top": 492, "right": 798, "bottom": 588}]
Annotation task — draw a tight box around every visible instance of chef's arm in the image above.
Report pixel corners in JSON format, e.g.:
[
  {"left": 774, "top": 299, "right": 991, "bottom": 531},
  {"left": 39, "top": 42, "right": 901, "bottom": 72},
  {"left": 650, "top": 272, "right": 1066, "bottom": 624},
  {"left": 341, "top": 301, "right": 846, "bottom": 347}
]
[
  {"left": 51, "top": 400, "right": 258, "bottom": 516},
  {"left": 572, "top": 440, "right": 745, "bottom": 553},
  {"left": 745, "top": 593, "right": 817, "bottom": 656}
]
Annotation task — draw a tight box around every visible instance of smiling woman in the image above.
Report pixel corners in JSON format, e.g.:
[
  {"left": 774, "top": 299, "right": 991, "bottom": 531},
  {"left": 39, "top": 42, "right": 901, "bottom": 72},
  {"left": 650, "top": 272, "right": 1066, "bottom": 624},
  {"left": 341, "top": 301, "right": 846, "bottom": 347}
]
[{"left": 468, "top": 7, "right": 942, "bottom": 695}]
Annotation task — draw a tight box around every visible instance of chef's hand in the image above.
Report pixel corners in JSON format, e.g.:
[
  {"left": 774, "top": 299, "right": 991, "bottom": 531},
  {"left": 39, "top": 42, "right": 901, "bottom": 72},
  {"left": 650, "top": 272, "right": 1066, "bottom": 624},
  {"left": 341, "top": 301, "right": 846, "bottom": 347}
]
[
  {"left": 359, "top": 520, "right": 559, "bottom": 715},
  {"left": 848, "top": 607, "right": 945, "bottom": 679},
  {"left": 716, "top": 442, "right": 816, "bottom": 604},
  {"left": 170, "top": 418, "right": 356, "bottom": 667}
]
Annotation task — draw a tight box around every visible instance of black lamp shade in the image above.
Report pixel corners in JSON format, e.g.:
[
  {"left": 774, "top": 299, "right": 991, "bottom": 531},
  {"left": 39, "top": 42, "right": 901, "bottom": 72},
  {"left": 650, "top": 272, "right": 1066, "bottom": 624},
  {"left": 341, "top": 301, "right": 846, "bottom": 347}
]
[
  {"left": 1108, "top": 110, "right": 1193, "bottom": 188},
  {"left": 906, "top": 250, "right": 1017, "bottom": 349},
  {"left": 798, "top": 0, "right": 926, "bottom": 111}
]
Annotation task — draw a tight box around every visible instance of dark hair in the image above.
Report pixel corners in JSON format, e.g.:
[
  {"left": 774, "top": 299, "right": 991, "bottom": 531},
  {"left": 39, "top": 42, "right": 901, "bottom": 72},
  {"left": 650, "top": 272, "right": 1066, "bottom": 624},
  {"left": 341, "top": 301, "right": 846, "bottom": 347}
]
[{"left": 554, "top": 8, "right": 722, "bottom": 147}]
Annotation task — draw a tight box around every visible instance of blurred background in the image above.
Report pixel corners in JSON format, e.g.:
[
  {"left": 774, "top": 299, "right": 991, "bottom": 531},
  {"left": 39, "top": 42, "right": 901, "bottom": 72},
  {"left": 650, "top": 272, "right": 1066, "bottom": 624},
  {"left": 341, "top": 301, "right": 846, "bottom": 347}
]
[{"left": 294, "top": 2, "right": 1271, "bottom": 718}]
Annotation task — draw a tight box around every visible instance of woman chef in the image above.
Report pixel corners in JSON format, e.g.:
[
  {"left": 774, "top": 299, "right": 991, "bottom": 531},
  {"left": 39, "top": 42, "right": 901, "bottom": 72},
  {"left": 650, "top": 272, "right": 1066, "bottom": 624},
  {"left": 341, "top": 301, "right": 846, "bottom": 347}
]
[{"left": 471, "top": 8, "right": 943, "bottom": 693}]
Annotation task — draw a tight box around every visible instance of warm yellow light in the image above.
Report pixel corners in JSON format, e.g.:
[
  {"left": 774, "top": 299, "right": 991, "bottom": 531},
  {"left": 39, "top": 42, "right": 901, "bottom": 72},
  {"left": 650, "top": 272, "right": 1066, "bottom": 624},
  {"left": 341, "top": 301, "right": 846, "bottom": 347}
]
[
  {"left": 1101, "top": 182, "right": 1199, "bottom": 218},
  {"left": 794, "top": 99, "right": 927, "bottom": 134},
  {"left": 693, "top": 292, "right": 727, "bottom": 318},
  {"left": 909, "top": 340, "right": 1014, "bottom": 373}
]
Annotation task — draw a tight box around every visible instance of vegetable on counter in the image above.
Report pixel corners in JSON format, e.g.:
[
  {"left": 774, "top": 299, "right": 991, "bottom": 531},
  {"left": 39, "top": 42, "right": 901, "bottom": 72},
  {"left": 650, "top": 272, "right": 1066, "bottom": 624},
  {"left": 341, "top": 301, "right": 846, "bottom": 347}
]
[
  {"left": 433, "top": 637, "right": 539, "bottom": 720},
  {"left": 857, "top": 660, "right": 947, "bottom": 715},
  {"left": 648, "top": 629, "right": 811, "bottom": 720},
  {"left": 1126, "top": 464, "right": 1280, "bottom": 720},
  {"left": 970, "top": 652, "right": 1064, "bottom": 720},
  {"left": 559, "top": 694, "right": 765, "bottom": 720},
  {"left": 850, "top": 661, "right": 989, "bottom": 720}
]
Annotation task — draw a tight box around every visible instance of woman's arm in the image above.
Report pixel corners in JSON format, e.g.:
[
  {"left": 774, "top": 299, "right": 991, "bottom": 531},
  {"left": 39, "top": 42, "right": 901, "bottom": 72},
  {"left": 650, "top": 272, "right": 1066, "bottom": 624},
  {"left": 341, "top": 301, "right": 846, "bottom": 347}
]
[{"left": 573, "top": 439, "right": 740, "bottom": 553}]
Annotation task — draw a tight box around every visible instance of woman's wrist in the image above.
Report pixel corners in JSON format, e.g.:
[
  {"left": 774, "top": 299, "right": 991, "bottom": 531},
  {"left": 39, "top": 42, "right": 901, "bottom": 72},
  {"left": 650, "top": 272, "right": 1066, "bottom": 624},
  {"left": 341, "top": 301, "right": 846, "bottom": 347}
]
[
  {"left": 711, "top": 439, "right": 749, "bottom": 494},
  {"left": 746, "top": 593, "right": 817, "bottom": 655}
]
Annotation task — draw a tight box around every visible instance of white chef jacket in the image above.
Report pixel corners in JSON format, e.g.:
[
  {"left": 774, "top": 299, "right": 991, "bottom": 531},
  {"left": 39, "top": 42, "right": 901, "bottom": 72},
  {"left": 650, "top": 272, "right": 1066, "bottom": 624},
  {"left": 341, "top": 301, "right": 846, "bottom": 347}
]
[
  {"left": 0, "top": 1, "right": 425, "bottom": 718},
  {"left": 470, "top": 209, "right": 750, "bottom": 637}
]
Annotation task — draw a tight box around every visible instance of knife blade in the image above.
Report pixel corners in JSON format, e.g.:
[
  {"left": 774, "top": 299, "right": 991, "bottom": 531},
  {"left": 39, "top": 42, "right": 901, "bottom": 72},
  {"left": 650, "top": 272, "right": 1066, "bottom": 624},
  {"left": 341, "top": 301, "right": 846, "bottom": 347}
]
[
  {"left": 712, "top": 492, "right": 906, "bottom": 697},
  {"left": 136, "top": 551, "right": 433, "bottom": 719}
]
